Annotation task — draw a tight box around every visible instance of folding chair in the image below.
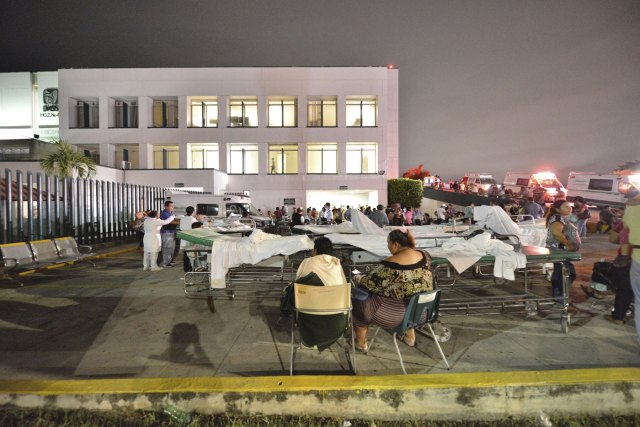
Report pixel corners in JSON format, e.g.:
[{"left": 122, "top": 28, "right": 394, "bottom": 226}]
[
  {"left": 289, "top": 283, "right": 356, "bottom": 375},
  {"left": 371, "top": 289, "right": 449, "bottom": 374}
]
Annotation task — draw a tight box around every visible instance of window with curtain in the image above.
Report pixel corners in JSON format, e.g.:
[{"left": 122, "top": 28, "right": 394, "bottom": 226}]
[
  {"left": 268, "top": 97, "right": 297, "bottom": 127},
  {"left": 190, "top": 99, "right": 218, "bottom": 127},
  {"left": 152, "top": 99, "right": 178, "bottom": 128},
  {"left": 228, "top": 97, "right": 258, "bottom": 127},
  {"left": 346, "top": 96, "right": 377, "bottom": 127},
  {"left": 307, "top": 97, "right": 337, "bottom": 127},
  {"left": 307, "top": 143, "right": 337, "bottom": 174},
  {"left": 268, "top": 144, "right": 298, "bottom": 174},
  {"left": 346, "top": 143, "right": 377, "bottom": 174},
  {"left": 190, "top": 143, "right": 219, "bottom": 169},
  {"left": 228, "top": 144, "right": 259, "bottom": 174}
]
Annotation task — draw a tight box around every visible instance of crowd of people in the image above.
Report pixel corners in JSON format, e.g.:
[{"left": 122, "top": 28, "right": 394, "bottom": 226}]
[{"left": 129, "top": 188, "right": 639, "bottom": 349}]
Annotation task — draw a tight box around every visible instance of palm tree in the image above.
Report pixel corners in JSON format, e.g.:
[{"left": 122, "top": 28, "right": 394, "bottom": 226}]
[{"left": 40, "top": 140, "right": 97, "bottom": 178}]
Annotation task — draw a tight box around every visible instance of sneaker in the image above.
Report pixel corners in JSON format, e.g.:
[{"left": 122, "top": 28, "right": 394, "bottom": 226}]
[
  {"left": 143, "top": 267, "right": 150, "bottom": 271},
  {"left": 604, "top": 314, "right": 625, "bottom": 326},
  {"left": 150, "top": 267, "right": 164, "bottom": 272},
  {"left": 165, "top": 262, "right": 176, "bottom": 267}
]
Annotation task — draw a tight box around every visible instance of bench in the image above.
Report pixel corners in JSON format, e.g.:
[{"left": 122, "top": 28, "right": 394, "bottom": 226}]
[{"left": 0, "top": 238, "right": 95, "bottom": 286}]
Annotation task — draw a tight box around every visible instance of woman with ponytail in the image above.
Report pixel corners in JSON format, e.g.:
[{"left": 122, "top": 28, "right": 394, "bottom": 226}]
[
  {"left": 546, "top": 199, "right": 578, "bottom": 301},
  {"left": 352, "top": 228, "right": 433, "bottom": 352}
]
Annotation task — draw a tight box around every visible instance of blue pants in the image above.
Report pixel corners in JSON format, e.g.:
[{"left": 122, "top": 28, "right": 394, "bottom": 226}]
[
  {"left": 161, "top": 233, "right": 176, "bottom": 266},
  {"left": 551, "top": 261, "right": 576, "bottom": 300},
  {"left": 630, "top": 261, "right": 640, "bottom": 345}
]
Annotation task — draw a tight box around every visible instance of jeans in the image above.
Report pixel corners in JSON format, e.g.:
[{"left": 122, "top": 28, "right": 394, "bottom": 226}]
[
  {"left": 630, "top": 261, "right": 640, "bottom": 345},
  {"left": 576, "top": 219, "right": 587, "bottom": 238},
  {"left": 551, "top": 261, "right": 576, "bottom": 301},
  {"left": 161, "top": 232, "right": 176, "bottom": 266}
]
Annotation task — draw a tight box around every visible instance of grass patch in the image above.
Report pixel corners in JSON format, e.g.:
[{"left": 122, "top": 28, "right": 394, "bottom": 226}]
[{"left": 0, "top": 409, "right": 637, "bottom": 426}]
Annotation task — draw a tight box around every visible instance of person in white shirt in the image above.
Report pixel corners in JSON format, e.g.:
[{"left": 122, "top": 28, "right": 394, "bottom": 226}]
[
  {"left": 436, "top": 204, "right": 447, "bottom": 223},
  {"left": 179, "top": 206, "right": 198, "bottom": 252},
  {"left": 143, "top": 210, "right": 176, "bottom": 271}
]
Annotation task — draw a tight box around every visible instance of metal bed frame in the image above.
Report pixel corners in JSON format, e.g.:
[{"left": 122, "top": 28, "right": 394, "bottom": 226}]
[{"left": 347, "top": 242, "right": 580, "bottom": 333}]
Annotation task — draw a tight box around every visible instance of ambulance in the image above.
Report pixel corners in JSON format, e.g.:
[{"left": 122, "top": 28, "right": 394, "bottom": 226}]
[
  {"left": 566, "top": 172, "right": 639, "bottom": 208},
  {"left": 165, "top": 190, "right": 272, "bottom": 227},
  {"left": 503, "top": 171, "right": 567, "bottom": 202},
  {"left": 461, "top": 173, "right": 497, "bottom": 191}
]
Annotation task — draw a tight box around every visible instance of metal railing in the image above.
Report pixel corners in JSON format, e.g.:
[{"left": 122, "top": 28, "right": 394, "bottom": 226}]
[{"left": 1, "top": 167, "right": 166, "bottom": 245}]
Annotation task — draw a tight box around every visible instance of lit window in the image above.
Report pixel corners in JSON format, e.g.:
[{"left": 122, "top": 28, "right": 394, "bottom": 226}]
[
  {"left": 307, "top": 143, "right": 337, "bottom": 174},
  {"left": 190, "top": 98, "right": 218, "bottom": 127},
  {"left": 346, "top": 96, "right": 377, "bottom": 127},
  {"left": 307, "top": 97, "right": 337, "bottom": 127},
  {"left": 152, "top": 99, "right": 178, "bottom": 128},
  {"left": 228, "top": 144, "right": 259, "bottom": 174},
  {"left": 153, "top": 145, "right": 179, "bottom": 169},
  {"left": 190, "top": 143, "right": 219, "bottom": 169},
  {"left": 228, "top": 97, "right": 258, "bottom": 127},
  {"left": 268, "top": 97, "right": 297, "bottom": 127},
  {"left": 346, "top": 143, "right": 377, "bottom": 174},
  {"left": 268, "top": 144, "right": 298, "bottom": 174}
]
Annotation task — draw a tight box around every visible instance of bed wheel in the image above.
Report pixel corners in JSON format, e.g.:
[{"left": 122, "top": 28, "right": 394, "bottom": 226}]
[{"left": 493, "top": 277, "right": 507, "bottom": 285}]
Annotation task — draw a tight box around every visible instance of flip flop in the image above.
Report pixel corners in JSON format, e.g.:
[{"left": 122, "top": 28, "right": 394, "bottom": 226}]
[{"left": 355, "top": 342, "right": 369, "bottom": 353}]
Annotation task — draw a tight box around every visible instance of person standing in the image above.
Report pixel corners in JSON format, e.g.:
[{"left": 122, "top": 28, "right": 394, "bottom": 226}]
[
  {"left": 160, "top": 201, "right": 179, "bottom": 267},
  {"left": 622, "top": 188, "right": 640, "bottom": 345},
  {"left": 179, "top": 206, "right": 197, "bottom": 252},
  {"left": 143, "top": 210, "right": 176, "bottom": 271},
  {"left": 545, "top": 200, "right": 579, "bottom": 301},
  {"left": 370, "top": 204, "right": 389, "bottom": 228},
  {"left": 523, "top": 197, "right": 545, "bottom": 220}
]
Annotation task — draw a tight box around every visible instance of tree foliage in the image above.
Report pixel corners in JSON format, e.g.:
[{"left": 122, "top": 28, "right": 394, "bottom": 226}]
[
  {"left": 388, "top": 178, "right": 423, "bottom": 208},
  {"left": 40, "top": 140, "right": 97, "bottom": 179},
  {"left": 402, "top": 164, "right": 430, "bottom": 181}
]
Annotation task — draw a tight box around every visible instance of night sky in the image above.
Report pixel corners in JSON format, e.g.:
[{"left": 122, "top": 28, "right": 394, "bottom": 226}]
[{"left": 1, "top": 0, "right": 638, "bottom": 183}]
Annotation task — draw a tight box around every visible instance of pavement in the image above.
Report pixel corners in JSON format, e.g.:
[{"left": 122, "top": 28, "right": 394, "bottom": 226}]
[{"left": 0, "top": 233, "right": 638, "bottom": 419}]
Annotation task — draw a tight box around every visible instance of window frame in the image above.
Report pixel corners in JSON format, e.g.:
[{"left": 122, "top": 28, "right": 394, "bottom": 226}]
[
  {"left": 306, "top": 143, "right": 338, "bottom": 175},
  {"left": 189, "top": 99, "right": 218, "bottom": 128},
  {"left": 268, "top": 98, "right": 297, "bottom": 128},
  {"left": 346, "top": 97, "right": 377, "bottom": 127},
  {"left": 307, "top": 98, "right": 337, "bottom": 127},
  {"left": 346, "top": 143, "right": 378, "bottom": 174},
  {"left": 190, "top": 143, "right": 219, "bottom": 169},
  {"left": 267, "top": 144, "right": 298, "bottom": 175},
  {"left": 228, "top": 144, "right": 259, "bottom": 175},
  {"left": 228, "top": 97, "right": 258, "bottom": 128}
]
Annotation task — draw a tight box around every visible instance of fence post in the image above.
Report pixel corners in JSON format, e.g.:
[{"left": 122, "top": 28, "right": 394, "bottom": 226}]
[{"left": 5, "top": 169, "right": 13, "bottom": 243}]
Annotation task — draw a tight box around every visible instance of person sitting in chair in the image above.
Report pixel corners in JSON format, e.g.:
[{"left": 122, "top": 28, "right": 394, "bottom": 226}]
[
  {"left": 288, "top": 237, "right": 348, "bottom": 351},
  {"left": 296, "top": 237, "right": 346, "bottom": 285},
  {"left": 351, "top": 229, "right": 433, "bottom": 352}
]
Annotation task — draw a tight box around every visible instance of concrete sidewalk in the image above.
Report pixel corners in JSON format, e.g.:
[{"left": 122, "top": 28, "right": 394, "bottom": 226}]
[{"left": 0, "top": 234, "right": 638, "bottom": 419}]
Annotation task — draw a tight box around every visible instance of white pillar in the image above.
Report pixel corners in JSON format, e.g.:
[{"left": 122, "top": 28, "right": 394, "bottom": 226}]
[{"left": 139, "top": 143, "right": 153, "bottom": 169}]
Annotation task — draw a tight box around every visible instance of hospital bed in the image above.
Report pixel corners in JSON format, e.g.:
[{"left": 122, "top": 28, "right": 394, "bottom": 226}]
[{"left": 177, "top": 228, "right": 310, "bottom": 313}]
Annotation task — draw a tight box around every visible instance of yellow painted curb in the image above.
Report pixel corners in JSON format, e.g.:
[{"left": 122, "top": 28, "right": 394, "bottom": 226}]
[{"left": 1, "top": 368, "right": 638, "bottom": 396}]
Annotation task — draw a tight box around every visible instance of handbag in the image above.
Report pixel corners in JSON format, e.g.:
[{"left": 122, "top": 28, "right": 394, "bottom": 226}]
[{"left": 352, "top": 286, "right": 370, "bottom": 301}]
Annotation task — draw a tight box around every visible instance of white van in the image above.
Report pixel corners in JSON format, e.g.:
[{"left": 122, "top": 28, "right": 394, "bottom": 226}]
[
  {"left": 165, "top": 190, "right": 272, "bottom": 227},
  {"left": 461, "top": 173, "right": 497, "bottom": 191},
  {"left": 503, "top": 171, "right": 567, "bottom": 202},
  {"left": 566, "top": 172, "right": 639, "bottom": 208}
]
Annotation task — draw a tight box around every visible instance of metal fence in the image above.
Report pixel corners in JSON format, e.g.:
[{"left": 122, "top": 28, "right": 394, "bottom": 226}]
[{"left": 1, "top": 167, "right": 166, "bottom": 245}]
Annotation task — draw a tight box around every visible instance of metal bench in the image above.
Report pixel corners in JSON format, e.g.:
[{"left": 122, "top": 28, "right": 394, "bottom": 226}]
[
  {"left": 1, "top": 238, "right": 95, "bottom": 286},
  {"left": 53, "top": 237, "right": 95, "bottom": 266}
]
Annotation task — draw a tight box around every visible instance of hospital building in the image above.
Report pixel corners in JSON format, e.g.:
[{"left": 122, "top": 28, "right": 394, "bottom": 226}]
[{"left": 0, "top": 67, "right": 399, "bottom": 210}]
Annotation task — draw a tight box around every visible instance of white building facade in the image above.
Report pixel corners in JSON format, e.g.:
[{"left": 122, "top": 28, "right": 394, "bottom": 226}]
[{"left": 58, "top": 67, "right": 399, "bottom": 211}]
